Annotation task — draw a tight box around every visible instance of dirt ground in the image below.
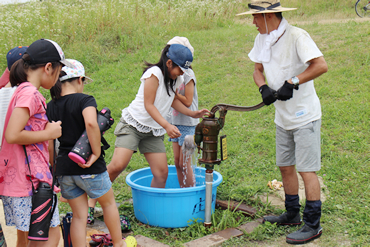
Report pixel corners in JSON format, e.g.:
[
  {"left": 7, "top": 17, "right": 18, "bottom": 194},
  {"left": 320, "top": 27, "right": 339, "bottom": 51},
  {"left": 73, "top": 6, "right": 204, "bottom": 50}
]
[{"left": 259, "top": 173, "right": 328, "bottom": 207}]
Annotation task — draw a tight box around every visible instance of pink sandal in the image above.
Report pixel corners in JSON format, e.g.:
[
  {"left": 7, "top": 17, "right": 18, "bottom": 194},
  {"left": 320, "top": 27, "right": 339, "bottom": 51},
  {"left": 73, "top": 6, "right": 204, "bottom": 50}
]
[{"left": 89, "top": 234, "right": 111, "bottom": 246}]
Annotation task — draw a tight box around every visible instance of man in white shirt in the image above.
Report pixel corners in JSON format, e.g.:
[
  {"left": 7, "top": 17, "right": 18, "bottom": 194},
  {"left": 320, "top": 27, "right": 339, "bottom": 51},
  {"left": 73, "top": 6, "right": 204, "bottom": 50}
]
[{"left": 237, "top": 0, "right": 328, "bottom": 244}]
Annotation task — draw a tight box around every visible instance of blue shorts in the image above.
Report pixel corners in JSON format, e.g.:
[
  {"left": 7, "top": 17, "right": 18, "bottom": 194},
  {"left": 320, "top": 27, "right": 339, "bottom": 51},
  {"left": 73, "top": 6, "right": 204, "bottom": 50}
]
[
  {"left": 168, "top": 125, "right": 196, "bottom": 146},
  {"left": 57, "top": 171, "right": 112, "bottom": 200},
  {"left": 1, "top": 196, "right": 60, "bottom": 231}
]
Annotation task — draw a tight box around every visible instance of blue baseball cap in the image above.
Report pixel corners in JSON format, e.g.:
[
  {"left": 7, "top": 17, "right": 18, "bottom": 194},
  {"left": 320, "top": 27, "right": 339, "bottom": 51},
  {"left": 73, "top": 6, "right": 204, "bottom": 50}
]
[
  {"left": 7, "top": 46, "right": 28, "bottom": 70},
  {"left": 166, "top": 44, "right": 193, "bottom": 74}
]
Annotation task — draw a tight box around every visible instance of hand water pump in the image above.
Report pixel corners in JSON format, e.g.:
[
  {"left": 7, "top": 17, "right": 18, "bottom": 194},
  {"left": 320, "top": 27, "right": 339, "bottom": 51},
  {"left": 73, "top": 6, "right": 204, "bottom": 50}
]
[{"left": 194, "top": 102, "right": 265, "bottom": 227}]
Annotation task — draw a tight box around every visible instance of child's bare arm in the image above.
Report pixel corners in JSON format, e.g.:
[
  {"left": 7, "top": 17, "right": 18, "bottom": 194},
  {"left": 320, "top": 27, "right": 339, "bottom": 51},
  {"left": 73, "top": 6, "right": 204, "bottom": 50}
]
[
  {"left": 48, "top": 140, "right": 55, "bottom": 166},
  {"left": 144, "top": 75, "right": 180, "bottom": 138},
  {"left": 171, "top": 99, "right": 210, "bottom": 118},
  {"left": 81, "top": 106, "right": 101, "bottom": 168},
  {"left": 175, "top": 80, "right": 194, "bottom": 107},
  {"left": 5, "top": 107, "right": 61, "bottom": 145}
]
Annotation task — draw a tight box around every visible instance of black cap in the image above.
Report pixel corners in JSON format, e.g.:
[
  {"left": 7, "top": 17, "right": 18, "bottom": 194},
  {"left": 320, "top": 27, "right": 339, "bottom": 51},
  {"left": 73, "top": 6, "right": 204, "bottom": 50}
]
[{"left": 25, "top": 39, "right": 73, "bottom": 67}]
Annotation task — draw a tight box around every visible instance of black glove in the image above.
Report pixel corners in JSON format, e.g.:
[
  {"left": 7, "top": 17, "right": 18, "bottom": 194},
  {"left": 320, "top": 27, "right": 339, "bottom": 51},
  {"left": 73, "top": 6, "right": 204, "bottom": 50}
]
[
  {"left": 259, "top": 85, "right": 277, "bottom": 106},
  {"left": 277, "top": 81, "right": 294, "bottom": 101}
]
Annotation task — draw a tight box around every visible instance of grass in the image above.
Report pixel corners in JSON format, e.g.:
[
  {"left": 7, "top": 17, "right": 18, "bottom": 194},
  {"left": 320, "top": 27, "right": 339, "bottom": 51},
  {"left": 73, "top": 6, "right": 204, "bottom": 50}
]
[{"left": 1, "top": 0, "right": 369, "bottom": 246}]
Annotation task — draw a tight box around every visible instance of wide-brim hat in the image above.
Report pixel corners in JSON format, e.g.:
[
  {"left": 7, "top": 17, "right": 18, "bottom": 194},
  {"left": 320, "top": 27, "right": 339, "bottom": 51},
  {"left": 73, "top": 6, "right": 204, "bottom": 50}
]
[{"left": 236, "top": 0, "right": 296, "bottom": 16}]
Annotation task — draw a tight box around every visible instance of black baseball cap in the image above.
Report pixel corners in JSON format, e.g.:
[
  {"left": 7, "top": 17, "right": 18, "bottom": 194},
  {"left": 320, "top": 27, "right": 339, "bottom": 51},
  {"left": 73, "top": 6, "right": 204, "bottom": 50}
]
[{"left": 25, "top": 39, "right": 73, "bottom": 68}]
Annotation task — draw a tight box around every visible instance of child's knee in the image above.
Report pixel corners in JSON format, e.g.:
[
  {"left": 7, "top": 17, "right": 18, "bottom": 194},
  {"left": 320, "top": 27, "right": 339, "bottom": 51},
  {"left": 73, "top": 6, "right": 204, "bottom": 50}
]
[{"left": 153, "top": 171, "right": 168, "bottom": 182}]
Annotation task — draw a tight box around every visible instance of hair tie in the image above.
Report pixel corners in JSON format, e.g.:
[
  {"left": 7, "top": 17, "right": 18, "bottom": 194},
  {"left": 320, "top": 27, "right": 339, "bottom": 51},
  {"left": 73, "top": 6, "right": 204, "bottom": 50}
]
[{"left": 22, "top": 57, "right": 31, "bottom": 65}]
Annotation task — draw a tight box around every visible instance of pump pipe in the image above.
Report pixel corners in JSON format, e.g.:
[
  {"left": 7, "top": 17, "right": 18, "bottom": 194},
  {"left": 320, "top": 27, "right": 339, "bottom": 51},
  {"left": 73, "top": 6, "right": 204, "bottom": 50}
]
[{"left": 195, "top": 101, "right": 265, "bottom": 227}]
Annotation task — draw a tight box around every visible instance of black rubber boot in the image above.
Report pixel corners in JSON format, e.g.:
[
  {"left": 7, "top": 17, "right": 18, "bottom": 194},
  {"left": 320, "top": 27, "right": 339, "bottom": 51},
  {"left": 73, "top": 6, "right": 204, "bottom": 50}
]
[
  {"left": 286, "top": 224, "right": 323, "bottom": 244},
  {"left": 263, "top": 194, "right": 302, "bottom": 225},
  {"left": 303, "top": 200, "right": 322, "bottom": 229},
  {"left": 263, "top": 211, "right": 302, "bottom": 225},
  {"left": 286, "top": 200, "right": 323, "bottom": 244}
]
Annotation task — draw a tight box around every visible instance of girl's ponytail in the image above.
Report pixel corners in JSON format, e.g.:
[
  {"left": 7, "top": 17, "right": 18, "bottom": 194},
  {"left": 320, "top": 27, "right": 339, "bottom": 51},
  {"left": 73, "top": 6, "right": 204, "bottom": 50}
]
[
  {"left": 9, "top": 56, "right": 28, "bottom": 87},
  {"left": 9, "top": 53, "right": 61, "bottom": 87},
  {"left": 50, "top": 78, "right": 62, "bottom": 100}
]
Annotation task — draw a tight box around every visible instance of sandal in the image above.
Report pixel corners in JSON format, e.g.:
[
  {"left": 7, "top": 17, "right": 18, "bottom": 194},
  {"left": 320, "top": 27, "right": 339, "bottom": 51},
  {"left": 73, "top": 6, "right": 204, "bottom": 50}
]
[
  {"left": 89, "top": 233, "right": 111, "bottom": 247},
  {"left": 87, "top": 207, "right": 95, "bottom": 225},
  {"left": 120, "top": 215, "right": 131, "bottom": 232},
  {"left": 89, "top": 233, "right": 136, "bottom": 247},
  {"left": 124, "top": 236, "right": 137, "bottom": 247}
]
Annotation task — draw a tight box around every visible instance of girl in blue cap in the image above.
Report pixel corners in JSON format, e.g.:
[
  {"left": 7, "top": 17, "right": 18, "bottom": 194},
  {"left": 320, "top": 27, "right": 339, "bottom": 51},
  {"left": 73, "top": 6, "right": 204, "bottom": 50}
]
[
  {"left": 166, "top": 37, "right": 199, "bottom": 188},
  {"left": 87, "top": 44, "right": 209, "bottom": 223}
]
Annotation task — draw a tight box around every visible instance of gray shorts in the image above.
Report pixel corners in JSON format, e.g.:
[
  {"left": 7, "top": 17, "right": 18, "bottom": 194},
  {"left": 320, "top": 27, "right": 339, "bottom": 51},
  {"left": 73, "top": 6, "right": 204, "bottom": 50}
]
[
  {"left": 114, "top": 118, "right": 166, "bottom": 154},
  {"left": 276, "top": 119, "right": 321, "bottom": 172}
]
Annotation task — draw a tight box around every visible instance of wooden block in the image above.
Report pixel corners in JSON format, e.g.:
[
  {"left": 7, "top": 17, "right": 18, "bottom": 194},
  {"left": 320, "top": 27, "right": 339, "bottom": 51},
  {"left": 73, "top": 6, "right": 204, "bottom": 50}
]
[
  {"left": 184, "top": 228, "right": 243, "bottom": 247},
  {"left": 184, "top": 233, "right": 226, "bottom": 247},
  {"left": 237, "top": 219, "right": 262, "bottom": 233},
  {"left": 215, "top": 200, "right": 257, "bottom": 217},
  {"left": 215, "top": 228, "right": 244, "bottom": 239},
  {"left": 135, "top": 235, "right": 170, "bottom": 247}
]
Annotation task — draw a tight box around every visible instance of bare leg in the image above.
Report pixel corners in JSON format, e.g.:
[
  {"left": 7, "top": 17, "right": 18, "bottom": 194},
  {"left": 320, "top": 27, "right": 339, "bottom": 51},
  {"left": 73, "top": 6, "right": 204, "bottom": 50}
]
[
  {"left": 145, "top": 152, "right": 168, "bottom": 188},
  {"left": 279, "top": 165, "right": 299, "bottom": 195},
  {"left": 97, "top": 188, "right": 124, "bottom": 247},
  {"left": 107, "top": 147, "right": 135, "bottom": 182},
  {"left": 59, "top": 196, "right": 68, "bottom": 203},
  {"left": 172, "top": 142, "right": 184, "bottom": 186},
  {"left": 20, "top": 225, "right": 60, "bottom": 247},
  {"left": 88, "top": 147, "right": 134, "bottom": 208},
  {"left": 299, "top": 171, "right": 321, "bottom": 201},
  {"left": 68, "top": 193, "right": 89, "bottom": 247},
  {"left": 17, "top": 230, "right": 28, "bottom": 247}
]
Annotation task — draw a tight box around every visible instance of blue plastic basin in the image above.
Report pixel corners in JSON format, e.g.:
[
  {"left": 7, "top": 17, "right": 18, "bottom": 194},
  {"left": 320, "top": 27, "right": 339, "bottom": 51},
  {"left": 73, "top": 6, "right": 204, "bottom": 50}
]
[{"left": 126, "top": 165, "right": 223, "bottom": 228}]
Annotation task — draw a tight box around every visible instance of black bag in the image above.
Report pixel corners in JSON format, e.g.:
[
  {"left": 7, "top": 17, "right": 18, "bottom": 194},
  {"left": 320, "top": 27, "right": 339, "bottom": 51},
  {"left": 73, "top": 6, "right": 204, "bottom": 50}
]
[
  {"left": 61, "top": 212, "right": 73, "bottom": 247},
  {"left": 23, "top": 146, "right": 57, "bottom": 241},
  {"left": 28, "top": 182, "right": 57, "bottom": 241}
]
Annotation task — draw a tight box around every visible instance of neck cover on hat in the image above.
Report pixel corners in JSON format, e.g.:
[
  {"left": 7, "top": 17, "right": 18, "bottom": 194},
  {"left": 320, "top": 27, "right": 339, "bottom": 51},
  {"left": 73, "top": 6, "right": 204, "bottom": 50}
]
[{"left": 258, "top": 17, "right": 288, "bottom": 63}]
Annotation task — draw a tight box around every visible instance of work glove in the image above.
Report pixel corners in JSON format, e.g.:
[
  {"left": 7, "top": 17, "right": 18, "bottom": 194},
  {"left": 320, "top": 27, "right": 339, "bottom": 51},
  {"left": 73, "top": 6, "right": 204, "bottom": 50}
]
[
  {"left": 276, "top": 81, "right": 294, "bottom": 101},
  {"left": 259, "top": 85, "right": 277, "bottom": 106}
]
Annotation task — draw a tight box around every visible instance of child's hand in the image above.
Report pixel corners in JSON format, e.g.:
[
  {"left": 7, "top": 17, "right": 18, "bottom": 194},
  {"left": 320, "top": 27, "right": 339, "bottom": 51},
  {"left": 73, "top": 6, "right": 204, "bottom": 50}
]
[
  {"left": 192, "top": 109, "right": 210, "bottom": 118},
  {"left": 46, "top": 121, "right": 62, "bottom": 139},
  {"left": 165, "top": 124, "right": 181, "bottom": 139},
  {"left": 78, "top": 154, "right": 99, "bottom": 169}
]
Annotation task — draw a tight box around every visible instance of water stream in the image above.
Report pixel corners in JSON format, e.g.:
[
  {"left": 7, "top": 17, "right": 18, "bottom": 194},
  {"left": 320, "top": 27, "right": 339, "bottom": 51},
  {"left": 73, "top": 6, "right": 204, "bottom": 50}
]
[{"left": 181, "top": 135, "right": 198, "bottom": 187}]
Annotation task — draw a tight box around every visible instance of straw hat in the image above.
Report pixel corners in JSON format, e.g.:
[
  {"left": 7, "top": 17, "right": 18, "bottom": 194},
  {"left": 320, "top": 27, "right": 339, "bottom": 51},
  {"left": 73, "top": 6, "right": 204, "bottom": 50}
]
[{"left": 236, "top": 0, "right": 296, "bottom": 16}]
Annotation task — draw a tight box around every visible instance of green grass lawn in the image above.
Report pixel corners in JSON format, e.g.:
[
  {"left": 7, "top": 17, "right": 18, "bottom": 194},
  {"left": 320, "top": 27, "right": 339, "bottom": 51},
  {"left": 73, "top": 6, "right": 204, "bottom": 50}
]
[{"left": 1, "top": 0, "right": 369, "bottom": 246}]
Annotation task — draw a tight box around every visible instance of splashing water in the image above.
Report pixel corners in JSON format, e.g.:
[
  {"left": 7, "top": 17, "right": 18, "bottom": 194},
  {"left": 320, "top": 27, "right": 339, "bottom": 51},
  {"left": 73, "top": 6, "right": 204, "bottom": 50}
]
[{"left": 181, "top": 135, "right": 198, "bottom": 187}]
